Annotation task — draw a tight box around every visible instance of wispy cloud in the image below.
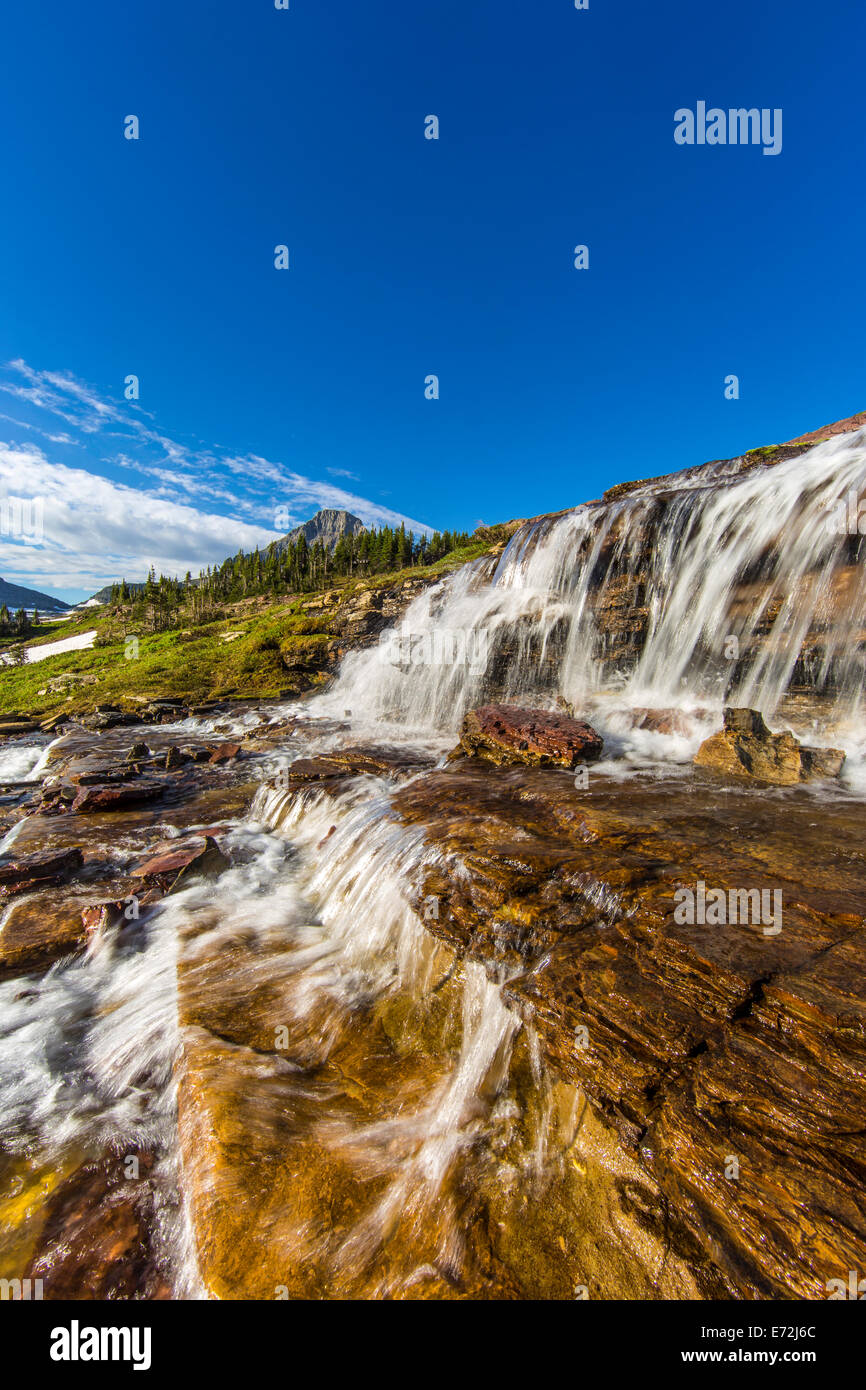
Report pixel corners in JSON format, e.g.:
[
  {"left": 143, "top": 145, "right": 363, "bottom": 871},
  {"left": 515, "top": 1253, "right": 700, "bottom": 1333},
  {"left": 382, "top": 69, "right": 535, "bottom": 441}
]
[
  {"left": 0, "top": 360, "right": 435, "bottom": 595},
  {"left": 0, "top": 443, "right": 276, "bottom": 594}
]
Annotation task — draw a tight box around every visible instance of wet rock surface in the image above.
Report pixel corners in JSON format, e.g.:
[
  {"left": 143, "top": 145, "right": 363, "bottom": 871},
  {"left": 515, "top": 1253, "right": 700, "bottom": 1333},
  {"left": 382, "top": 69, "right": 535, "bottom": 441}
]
[
  {"left": 695, "top": 707, "right": 846, "bottom": 785},
  {"left": 1, "top": 687, "right": 864, "bottom": 1301},
  {"left": 132, "top": 835, "right": 230, "bottom": 893},
  {"left": 392, "top": 759, "right": 866, "bottom": 1300},
  {"left": 0, "top": 847, "right": 83, "bottom": 899},
  {"left": 457, "top": 704, "right": 604, "bottom": 768},
  {"left": 0, "top": 895, "right": 93, "bottom": 980},
  {"left": 69, "top": 779, "right": 170, "bottom": 814},
  {"left": 281, "top": 743, "right": 436, "bottom": 792},
  {"left": 22, "top": 1151, "right": 171, "bottom": 1300}
]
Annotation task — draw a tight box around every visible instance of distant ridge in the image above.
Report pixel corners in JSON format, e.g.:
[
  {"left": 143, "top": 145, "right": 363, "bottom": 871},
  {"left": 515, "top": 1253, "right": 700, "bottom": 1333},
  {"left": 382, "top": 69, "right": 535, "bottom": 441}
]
[
  {"left": 88, "top": 581, "right": 146, "bottom": 605},
  {"left": 0, "top": 576, "right": 69, "bottom": 613}
]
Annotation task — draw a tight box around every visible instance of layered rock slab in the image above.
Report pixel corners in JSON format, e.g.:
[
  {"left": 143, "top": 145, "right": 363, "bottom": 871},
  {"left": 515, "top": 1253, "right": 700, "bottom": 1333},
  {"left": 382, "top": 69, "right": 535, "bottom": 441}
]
[{"left": 391, "top": 760, "right": 866, "bottom": 1299}]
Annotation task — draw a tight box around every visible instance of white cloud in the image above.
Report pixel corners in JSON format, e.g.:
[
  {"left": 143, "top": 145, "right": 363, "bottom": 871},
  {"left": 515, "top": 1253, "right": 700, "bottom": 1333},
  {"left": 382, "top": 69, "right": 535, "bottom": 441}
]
[
  {"left": 0, "top": 361, "right": 434, "bottom": 540},
  {"left": 0, "top": 443, "right": 278, "bottom": 594}
]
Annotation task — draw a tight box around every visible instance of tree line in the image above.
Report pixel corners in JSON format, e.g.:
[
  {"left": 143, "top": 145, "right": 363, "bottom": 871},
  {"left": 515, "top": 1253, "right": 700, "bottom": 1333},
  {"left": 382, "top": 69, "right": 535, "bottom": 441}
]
[
  {"left": 108, "top": 524, "right": 472, "bottom": 609},
  {"left": 0, "top": 605, "right": 38, "bottom": 639}
]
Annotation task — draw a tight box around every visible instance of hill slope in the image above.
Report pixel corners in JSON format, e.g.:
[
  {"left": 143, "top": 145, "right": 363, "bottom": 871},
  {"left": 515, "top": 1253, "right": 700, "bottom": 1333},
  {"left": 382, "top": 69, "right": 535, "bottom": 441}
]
[{"left": 0, "top": 576, "right": 69, "bottom": 613}]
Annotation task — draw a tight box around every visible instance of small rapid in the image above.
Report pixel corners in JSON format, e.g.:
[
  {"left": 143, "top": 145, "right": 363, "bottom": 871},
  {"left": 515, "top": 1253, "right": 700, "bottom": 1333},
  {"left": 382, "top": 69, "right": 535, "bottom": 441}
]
[{"left": 2, "top": 426, "right": 865, "bottom": 1297}]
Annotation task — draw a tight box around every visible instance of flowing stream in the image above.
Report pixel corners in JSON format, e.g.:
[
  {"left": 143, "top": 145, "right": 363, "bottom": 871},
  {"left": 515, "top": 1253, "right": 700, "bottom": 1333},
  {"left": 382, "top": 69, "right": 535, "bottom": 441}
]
[{"left": 1, "top": 427, "right": 865, "bottom": 1297}]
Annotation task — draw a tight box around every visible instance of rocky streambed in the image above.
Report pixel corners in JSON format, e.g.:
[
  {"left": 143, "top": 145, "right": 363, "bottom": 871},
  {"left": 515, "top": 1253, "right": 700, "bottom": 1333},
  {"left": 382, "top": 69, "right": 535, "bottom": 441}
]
[{"left": 0, "top": 694, "right": 863, "bottom": 1301}]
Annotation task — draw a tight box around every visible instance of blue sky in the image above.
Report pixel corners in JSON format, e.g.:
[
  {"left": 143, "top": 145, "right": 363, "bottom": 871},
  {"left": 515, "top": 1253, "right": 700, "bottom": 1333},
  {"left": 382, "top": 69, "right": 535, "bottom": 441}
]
[{"left": 0, "top": 0, "right": 864, "bottom": 601}]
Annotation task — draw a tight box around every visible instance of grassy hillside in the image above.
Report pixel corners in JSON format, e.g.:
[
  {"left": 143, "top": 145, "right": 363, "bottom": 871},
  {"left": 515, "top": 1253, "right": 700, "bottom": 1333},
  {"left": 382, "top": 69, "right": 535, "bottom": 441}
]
[{"left": 0, "top": 539, "right": 498, "bottom": 718}]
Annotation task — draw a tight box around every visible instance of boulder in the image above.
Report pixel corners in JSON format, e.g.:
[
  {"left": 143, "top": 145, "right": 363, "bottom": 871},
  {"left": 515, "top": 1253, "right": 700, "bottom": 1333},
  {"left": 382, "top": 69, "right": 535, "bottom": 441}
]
[
  {"left": 695, "top": 708, "right": 845, "bottom": 785},
  {"left": 456, "top": 704, "right": 603, "bottom": 769}
]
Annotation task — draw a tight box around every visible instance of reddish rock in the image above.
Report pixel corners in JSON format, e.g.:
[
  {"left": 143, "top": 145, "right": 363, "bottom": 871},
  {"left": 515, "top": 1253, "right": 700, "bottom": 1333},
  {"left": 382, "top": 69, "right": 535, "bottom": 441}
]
[
  {"left": 70, "top": 779, "right": 168, "bottom": 814},
  {"left": 208, "top": 742, "right": 242, "bottom": 765},
  {"left": 131, "top": 835, "right": 229, "bottom": 891},
  {"left": 81, "top": 901, "right": 127, "bottom": 937},
  {"left": 0, "top": 847, "right": 83, "bottom": 899},
  {"left": 81, "top": 894, "right": 159, "bottom": 939},
  {"left": 628, "top": 707, "right": 694, "bottom": 737},
  {"left": 456, "top": 704, "right": 603, "bottom": 769},
  {"left": 282, "top": 745, "right": 433, "bottom": 793},
  {"left": 70, "top": 766, "right": 139, "bottom": 786},
  {"left": 37, "top": 785, "right": 76, "bottom": 816},
  {"left": 24, "top": 1152, "right": 170, "bottom": 1300}
]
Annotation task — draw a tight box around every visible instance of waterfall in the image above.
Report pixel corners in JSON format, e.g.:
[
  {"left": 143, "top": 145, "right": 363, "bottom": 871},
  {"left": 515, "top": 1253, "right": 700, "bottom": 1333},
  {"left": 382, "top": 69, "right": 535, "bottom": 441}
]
[
  {"left": 318, "top": 428, "right": 866, "bottom": 746},
  {"left": 4, "top": 426, "right": 864, "bottom": 1299}
]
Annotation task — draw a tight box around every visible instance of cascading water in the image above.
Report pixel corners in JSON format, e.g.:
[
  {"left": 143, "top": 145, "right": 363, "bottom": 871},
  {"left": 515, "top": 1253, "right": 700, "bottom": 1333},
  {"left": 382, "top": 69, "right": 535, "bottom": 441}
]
[
  {"left": 2, "top": 426, "right": 864, "bottom": 1298},
  {"left": 318, "top": 428, "right": 866, "bottom": 756}
]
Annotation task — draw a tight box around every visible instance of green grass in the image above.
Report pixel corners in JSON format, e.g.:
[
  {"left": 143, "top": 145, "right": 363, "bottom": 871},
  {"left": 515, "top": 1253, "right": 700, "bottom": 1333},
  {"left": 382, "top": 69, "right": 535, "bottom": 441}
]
[
  {"left": 744, "top": 441, "right": 816, "bottom": 462},
  {"left": 0, "top": 611, "right": 100, "bottom": 653},
  {"left": 0, "top": 604, "right": 321, "bottom": 716},
  {"left": 0, "top": 544, "right": 503, "bottom": 718}
]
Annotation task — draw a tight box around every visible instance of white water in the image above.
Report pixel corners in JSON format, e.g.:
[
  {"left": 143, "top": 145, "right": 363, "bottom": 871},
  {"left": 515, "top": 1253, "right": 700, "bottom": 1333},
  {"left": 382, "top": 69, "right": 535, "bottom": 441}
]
[
  {"left": 317, "top": 429, "right": 866, "bottom": 757},
  {"left": 0, "top": 742, "right": 46, "bottom": 782},
  {"left": 2, "top": 427, "right": 865, "bottom": 1296}
]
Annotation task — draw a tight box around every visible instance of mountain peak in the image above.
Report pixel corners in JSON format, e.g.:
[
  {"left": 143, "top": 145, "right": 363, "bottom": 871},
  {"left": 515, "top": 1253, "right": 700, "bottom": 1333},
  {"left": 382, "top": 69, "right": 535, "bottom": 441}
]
[{"left": 276, "top": 508, "right": 366, "bottom": 555}]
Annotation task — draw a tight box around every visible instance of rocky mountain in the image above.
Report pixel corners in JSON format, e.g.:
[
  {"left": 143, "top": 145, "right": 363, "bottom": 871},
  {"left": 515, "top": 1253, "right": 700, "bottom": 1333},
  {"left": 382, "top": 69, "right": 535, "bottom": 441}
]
[
  {"left": 269, "top": 508, "right": 366, "bottom": 555},
  {"left": 0, "top": 576, "right": 69, "bottom": 613}
]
